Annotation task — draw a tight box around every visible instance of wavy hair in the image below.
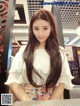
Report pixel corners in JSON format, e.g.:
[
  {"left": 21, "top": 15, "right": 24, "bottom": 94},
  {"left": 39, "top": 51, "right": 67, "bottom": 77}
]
[{"left": 23, "top": 9, "right": 62, "bottom": 89}]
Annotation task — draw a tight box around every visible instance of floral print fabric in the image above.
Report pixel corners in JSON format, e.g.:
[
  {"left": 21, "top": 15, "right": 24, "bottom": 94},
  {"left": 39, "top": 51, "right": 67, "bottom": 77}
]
[{"left": 21, "top": 83, "right": 54, "bottom": 101}]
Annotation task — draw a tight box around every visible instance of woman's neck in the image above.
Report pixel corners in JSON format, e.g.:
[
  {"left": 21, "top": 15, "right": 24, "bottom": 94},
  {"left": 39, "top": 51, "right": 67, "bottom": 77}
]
[
  {"left": 38, "top": 44, "right": 45, "bottom": 49},
  {"left": 38, "top": 42, "right": 46, "bottom": 49}
]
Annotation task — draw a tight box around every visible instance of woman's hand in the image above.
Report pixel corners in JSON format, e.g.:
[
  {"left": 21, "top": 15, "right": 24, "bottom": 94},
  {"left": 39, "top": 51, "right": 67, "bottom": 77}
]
[
  {"left": 9, "top": 82, "right": 32, "bottom": 101},
  {"left": 49, "top": 83, "right": 65, "bottom": 100}
]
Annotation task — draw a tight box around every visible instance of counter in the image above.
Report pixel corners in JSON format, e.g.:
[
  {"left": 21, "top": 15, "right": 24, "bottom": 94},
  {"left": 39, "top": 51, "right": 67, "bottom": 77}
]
[{"left": 13, "top": 99, "right": 80, "bottom": 106}]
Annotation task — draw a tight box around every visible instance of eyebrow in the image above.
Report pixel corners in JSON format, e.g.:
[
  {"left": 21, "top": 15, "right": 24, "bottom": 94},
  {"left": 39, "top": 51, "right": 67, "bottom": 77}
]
[{"left": 33, "top": 26, "right": 49, "bottom": 27}]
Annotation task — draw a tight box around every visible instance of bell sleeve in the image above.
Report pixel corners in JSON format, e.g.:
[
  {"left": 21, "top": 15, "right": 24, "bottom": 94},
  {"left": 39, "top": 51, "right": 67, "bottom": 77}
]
[
  {"left": 5, "top": 46, "right": 26, "bottom": 85},
  {"left": 56, "top": 47, "right": 74, "bottom": 90}
]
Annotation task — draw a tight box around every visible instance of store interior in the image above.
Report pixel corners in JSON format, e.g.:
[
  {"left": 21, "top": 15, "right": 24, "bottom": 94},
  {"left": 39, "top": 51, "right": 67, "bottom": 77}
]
[{"left": 0, "top": 0, "right": 80, "bottom": 102}]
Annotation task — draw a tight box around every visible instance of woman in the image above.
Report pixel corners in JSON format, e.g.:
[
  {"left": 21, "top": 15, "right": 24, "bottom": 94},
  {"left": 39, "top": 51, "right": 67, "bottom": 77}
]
[{"left": 5, "top": 9, "right": 74, "bottom": 101}]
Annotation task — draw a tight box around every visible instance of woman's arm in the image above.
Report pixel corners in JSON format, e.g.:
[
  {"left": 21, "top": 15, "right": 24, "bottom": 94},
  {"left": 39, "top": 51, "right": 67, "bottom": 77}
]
[
  {"left": 49, "top": 83, "right": 65, "bottom": 100},
  {"left": 9, "top": 82, "right": 32, "bottom": 101}
]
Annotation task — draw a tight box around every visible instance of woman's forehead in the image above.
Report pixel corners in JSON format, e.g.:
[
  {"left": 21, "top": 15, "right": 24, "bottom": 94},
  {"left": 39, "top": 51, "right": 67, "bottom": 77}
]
[{"left": 33, "top": 19, "right": 50, "bottom": 27}]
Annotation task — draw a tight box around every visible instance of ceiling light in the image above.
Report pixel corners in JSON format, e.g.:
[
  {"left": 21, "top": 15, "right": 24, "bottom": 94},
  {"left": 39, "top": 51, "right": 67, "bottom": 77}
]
[
  {"left": 63, "top": 29, "right": 76, "bottom": 34},
  {"left": 21, "top": 41, "right": 27, "bottom": 45},
  {"left": 76, "top": 12, "right": 79, "bottom": 15},
  {"left": 76, "top": 26, "right": 80, "bottom": 36},
  {"left": 76, "top": 21, "right": 80, "bottom": 36},
  {"left": 12, "top": 28, "right": 28, "bottom": 33}
]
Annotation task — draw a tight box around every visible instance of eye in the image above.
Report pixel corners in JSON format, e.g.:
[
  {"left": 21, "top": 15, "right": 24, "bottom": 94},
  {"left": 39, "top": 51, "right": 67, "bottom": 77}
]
[
  {"left": 43, "top": 27, "right": 48, "bottom": 30},
  {"left": 33, "top": 28, "right": 39, "bottom": 30}
]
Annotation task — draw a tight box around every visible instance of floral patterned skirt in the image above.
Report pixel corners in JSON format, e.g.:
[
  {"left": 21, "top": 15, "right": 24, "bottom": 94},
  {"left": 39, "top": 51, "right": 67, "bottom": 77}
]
[{"left": 21, "top": 83, "right": 54, "bottom": 101}]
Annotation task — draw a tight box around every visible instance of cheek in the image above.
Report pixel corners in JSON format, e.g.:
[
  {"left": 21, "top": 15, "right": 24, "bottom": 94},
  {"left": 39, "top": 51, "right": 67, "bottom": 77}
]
[
  {"left": 33, "top": 31, "right": 38, "bottom": 38},
  {"left": 46, "top": 31, "right": 51, "bottom": 37},
  {"left": 34, "top": 32, "right": 37, "bottom": 36},
  {"left": 33, "top": 30, "right": 37, "bottom": 35}
]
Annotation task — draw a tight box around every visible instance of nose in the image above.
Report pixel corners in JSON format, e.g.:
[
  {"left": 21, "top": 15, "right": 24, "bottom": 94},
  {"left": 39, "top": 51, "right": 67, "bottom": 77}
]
[{"left": 38, "top": 30, "right": 43, "bottom": 36}]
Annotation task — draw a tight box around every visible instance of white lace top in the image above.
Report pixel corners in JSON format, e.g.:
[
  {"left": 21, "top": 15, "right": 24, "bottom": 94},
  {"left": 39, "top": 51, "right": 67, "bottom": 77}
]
[{"left": 5, "top": 46, "right": 74, "bottom": 90}]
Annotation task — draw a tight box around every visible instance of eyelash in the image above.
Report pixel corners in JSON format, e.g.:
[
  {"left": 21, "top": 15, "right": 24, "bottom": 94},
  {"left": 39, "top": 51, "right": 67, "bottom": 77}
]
[
  {"left": 34, "top": 28, "right": 38, "bottom": 30},
  {"left": 34, "top": 28, "right": 48, "bottom": 30},
  {"left": 44, "top": 28, "right": 48, "bottom": 30}
]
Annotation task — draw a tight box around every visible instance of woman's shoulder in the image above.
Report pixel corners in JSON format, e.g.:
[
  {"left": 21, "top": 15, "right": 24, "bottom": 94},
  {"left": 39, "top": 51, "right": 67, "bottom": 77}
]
[
  {"left": 59, "top": 46, "right": 66, "bottom": 63},
  {"left": 18, "top": 45, "right": 26, "bottom": 53},
  {"left": 59, "top": 46, "right": 66, "bottom": 53},
  {"left": 59, "top": 46, "right": 65, "bottom": 55},
  {"left": 16, "top": 45, "right": 26, "bottom": 56},
  {"left": 59, "top": 46, "right": 64, "bottom": 50},
  {"left": 13, "top": 45, "right": 26, "bottom": 61}
]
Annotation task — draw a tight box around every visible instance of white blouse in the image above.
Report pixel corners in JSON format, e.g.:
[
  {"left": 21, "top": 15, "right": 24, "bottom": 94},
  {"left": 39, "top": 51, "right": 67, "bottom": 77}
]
[{"left": 5, "top": 46, "right": 74, "bottom": 90}]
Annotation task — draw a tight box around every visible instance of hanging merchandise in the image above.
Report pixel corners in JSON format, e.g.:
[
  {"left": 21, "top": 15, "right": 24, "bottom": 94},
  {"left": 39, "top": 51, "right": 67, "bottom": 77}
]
[{"left": 65, "top": 45, "right": 80, "bottom": 85}]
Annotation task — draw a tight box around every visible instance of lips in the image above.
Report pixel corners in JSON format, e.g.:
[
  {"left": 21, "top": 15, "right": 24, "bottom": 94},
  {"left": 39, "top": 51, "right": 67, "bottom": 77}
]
[{"left": 38, "top": 37, "right": 45, "bottom": 39}]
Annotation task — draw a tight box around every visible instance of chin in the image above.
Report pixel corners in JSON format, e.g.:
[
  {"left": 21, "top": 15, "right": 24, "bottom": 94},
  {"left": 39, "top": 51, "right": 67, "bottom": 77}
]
[
  {"left": 38, "top": 39, "right": 46, "bottom": 42},
  {"left": 39, "top": 40, "right": 45, "bottom": 43}
]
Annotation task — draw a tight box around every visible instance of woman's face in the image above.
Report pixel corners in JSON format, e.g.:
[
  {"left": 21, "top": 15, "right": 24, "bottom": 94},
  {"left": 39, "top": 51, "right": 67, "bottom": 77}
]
[{"left": 33, "top": 19, "right": 51, "bottom": 46}]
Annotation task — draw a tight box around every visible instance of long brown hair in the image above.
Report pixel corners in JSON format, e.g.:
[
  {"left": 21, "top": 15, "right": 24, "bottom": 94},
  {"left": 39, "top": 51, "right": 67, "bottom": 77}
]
[{"left": 23, "top": 9, "right": 62, "bottom": 89}]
